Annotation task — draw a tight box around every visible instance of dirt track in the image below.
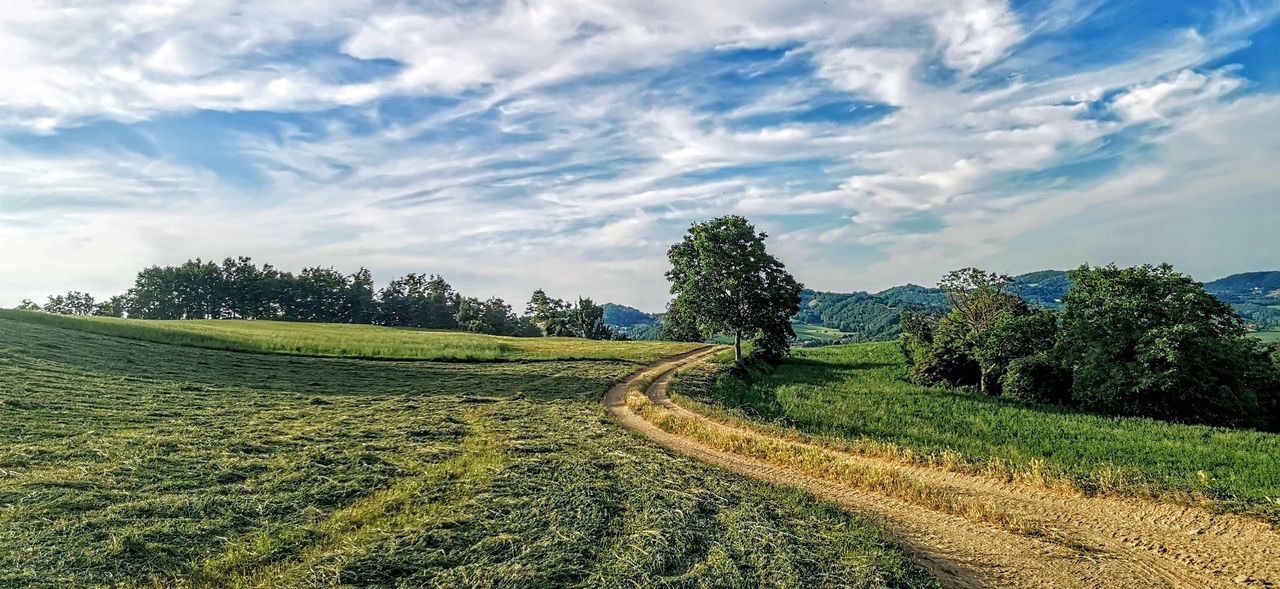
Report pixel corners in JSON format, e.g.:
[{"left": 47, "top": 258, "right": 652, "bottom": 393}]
[{"left": 604, "top": 348, "right": 1280, "bottom": 589}]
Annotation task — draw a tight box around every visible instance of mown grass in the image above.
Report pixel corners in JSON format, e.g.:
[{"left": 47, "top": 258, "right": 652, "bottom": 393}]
[
  {"left": 670, "top": 342, "right": 1280, "bottom": 524},
  {"left": 0, "top": 317, "right": 935, "bottom": 588},
  {"left": 0, "top": 309, "right": 702, "bottom": 363}
]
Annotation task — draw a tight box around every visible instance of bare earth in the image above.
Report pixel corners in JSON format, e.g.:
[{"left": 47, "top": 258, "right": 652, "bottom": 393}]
[{"left": 604, "top": 348, "right": 1280, "bottom": 589}]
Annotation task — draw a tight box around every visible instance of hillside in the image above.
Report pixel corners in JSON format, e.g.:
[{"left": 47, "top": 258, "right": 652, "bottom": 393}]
[{"left": 790, "top": 269, "right": 1280, "bottom": 343}]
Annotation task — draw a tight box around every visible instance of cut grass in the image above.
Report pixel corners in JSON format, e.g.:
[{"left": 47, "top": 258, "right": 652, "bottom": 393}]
[
  {"left": 0, "top": 317, "right": 935, "bottom": 588},
  {"left": 0, "top": 309, "right": 702, "bottom": 363},
  {"left": 669, "top": 342, "right": 1280, "bottom": 524}
]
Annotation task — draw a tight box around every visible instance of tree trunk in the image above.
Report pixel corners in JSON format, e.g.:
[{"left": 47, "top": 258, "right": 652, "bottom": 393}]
[
  {"left": 979, "top": 367, "right": 990, "bottom": 395},
  {"left": 734, "top": 331, "right": 743, "bottom": 364}
]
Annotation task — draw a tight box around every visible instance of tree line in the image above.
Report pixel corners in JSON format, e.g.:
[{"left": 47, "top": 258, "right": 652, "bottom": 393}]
[
  {"left": 902, "top": 264, "right": 1280, "bottom": 431},
  {"left": 17, "top": 257, "right": 619, "bottom": 339}
]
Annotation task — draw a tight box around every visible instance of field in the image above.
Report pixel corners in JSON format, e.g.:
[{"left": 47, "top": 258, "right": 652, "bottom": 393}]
[
  {"left": 791, "top": 323, "right": 853, "bottom": 344},
  {"left": 1254, "top": 330, "right": 1280, "bottom": 344},
  {"left": 670, "top": 342, "right": 1280, "bottom": 522},
  {"left": 0, "top": 310, "right": 701, "bottom": 363},
  {"left": 0, "top": 317, "right": 934, "bottom": 588}
]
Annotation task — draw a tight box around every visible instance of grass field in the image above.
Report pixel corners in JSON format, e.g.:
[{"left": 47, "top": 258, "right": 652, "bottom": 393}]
[
  {"left": 0, "top": 310, "right": 701, "bottom": 363},
  {"left": 670, "top": 342, "right": 1280, "bottom": 523},
  {"left": 1253, "top": 330, "right": 1280, "bottom": 344},
  {"left": 792, "top": 323, "right": 853, "bottom": 343},
  {"left": 0, "top": 317, "right": 934, "bottom": 588}
]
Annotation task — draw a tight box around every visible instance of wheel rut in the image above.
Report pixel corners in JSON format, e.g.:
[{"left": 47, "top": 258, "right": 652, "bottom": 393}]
[{"left": 605, "top": 348, "right": 1280, "bottom": 589}]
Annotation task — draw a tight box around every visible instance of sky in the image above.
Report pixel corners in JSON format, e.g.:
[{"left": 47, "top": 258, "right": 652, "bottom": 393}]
[{"left": 2, "top": 0, "right": 1279, "bottom": 312}]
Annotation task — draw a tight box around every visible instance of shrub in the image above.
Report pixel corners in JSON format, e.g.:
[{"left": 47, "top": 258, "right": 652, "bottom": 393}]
[{"left": 1002, "top": 353, "right": 1072, "bottom": 404}]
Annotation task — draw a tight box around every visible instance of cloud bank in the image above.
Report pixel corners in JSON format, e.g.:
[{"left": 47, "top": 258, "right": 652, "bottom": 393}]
[{"left": 2, "top": 0, "right": 1278, "bottom": 309}]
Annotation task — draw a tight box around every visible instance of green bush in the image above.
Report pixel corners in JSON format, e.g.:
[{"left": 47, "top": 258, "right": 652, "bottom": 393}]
[{"left": 1002, "top": 353, "right": 1071, "bottom": 404}]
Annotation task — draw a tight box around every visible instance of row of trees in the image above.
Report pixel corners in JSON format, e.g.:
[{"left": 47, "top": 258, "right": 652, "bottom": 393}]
[
  {"left": 902, "top": 264, "right": 1280, "bottom": 430},
  {"left": 18, "top": 257, "right": 623, "bottom": 339}
]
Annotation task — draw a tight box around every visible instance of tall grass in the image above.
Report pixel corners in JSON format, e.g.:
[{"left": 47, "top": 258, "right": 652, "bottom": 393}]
[
  {"left": 671, "top": 341, "right": 1280, "bottom": 523},
  {"left": 0, "top": 309, "right": 702, "bottom": 363},
  {"left": 0, "top": 317, "right": 935, "bottom": 588}
]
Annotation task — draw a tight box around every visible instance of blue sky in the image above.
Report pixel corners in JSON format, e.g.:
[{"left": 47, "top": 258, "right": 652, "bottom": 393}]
[{"left": 2, "top": 0, "right": 1278, "bottom": 311}]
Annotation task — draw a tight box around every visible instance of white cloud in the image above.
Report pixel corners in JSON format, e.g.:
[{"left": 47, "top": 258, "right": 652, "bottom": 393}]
[{"left": 1, "top": 0, "right": 1278, "bottom": 309}]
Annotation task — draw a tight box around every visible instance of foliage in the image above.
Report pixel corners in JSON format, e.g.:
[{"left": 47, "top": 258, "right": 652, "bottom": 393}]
[
  {"left": 666, "top": 215, "right": 802, "bottom": 363},
  {"left": 16, "top": 298, "right": 40, "bottom": 311},
  {"left": 1059, "top": 264, "right": 1280, "bottom": 429},
  {"left": 42, "top": 290, "right": 97, "bottom": 316},
  {"left": 670, "top": 341, "right": 1280, "bottom": 524},
  {"left": 1002, "top": 352, "right": 1072, "bottom": 404},
  {"left": 524, "top": 291, "right": 614, "bottom": 339},
  {"left": 0, "top": 317, "right": 932, "bottom": 588},
  {"left": 29, "top": 257, "right": 537, "bottom": 337},
  {"left": 899, "top": 312, "right": 979, "bottom": 388}
]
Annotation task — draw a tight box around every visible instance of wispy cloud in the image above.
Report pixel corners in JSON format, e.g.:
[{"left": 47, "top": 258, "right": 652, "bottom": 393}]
[{"left": 1, "top": 0, "right": 1278, "bottom": 308}]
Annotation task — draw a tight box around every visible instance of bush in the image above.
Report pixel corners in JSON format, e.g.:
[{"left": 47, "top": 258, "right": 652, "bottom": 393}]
[
  {"left": 900, "top": 314, "right": 980, "bottom": 388},
  {"left": 1002, "top": 353, "right": 1071, "bottom": 404}
]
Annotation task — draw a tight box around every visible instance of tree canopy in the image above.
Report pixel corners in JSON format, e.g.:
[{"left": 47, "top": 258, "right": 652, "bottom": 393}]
[
  {"left": 665, "top": 215, "right": 802, "bottom": 363},
  {"left": 903, "top": 262, "right": 1280, "bottom": 430}
]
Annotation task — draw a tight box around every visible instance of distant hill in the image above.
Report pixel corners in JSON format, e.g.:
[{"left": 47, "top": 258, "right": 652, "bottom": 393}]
[
  {"left": 1205, "top": 272, "right": 1280, "bottom": 330},
  {"left": 792, "top": 269, "right": 1280, "bottom": 343},
  {"left": 601, "top": 303, "right": 664, "bottom": 340},
  {"left": 608, "top": 270, "right": 1280, "bottom": 343}
]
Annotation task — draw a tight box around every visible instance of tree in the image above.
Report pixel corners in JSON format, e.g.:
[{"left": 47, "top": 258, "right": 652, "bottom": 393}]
[
  {"left": 566, "top": 297, "right": 613, "bottom": 340},
  {"left": 93, "top": 294, "right": 131, "bottom": 317},
  {"left": 938, "top": 268, "right": 1029, "bottom": 394},
  {"left": 43, "top": 291, "right": 96, "bottom": 315},
  {"left": 16, "top": 299, "right": 39, "bottom": 311},
  {"left": 1058, "top": 263, "right": 1279, "bottom": 428},
  {"left": 526, "top": 289, "right": 571, "bottom": 336},
  {"left": 346, "top": 267, "right": 377, "bottom": 324},
  {"left": 666, "top": 215, "right": 802, "bottom": 363},
  {"left": 660, "top": 302, "right": 705, "bottom": 342}
]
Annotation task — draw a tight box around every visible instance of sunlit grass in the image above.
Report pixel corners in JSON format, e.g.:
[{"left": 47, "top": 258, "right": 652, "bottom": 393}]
[
  {"left": 0, "top": 310, "right": 702, "bottom": 363},
  {"left": 670, "top": 341, "right": 1280, "bottom": 523},
  {"left": 0, "top": 317, "right": 935, "bottom": 588}
]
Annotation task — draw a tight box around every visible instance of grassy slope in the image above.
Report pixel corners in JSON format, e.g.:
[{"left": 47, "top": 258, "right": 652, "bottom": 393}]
[
  {"left": 0, "top": 318, "right": 934, "bottom": 588},
  {"left": 671, "top": 342, "right": 1280, "bottom": 523},
  {"left": 0, "top": 310, "right": 701, "bottom": 363},
  {"left": 1254, "top": 330, "right": 1280, "bottom": 344}
]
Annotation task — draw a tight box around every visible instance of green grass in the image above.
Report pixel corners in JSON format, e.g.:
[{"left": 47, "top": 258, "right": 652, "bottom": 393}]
[
  {"left": 670, "top": 341, "right": 1280, "bottom": 523},
  {"left": 792, "top": 323, "right": 853, "bottom": 343},
  {"left": 0, "top": 310, "right": 702, "bottom": 363},
  {"left": 0, "top": 317, "right": 934, "bottom": 588},
  {"left": 1253, "top": 330, "right": 1280, "bottom": 344}
]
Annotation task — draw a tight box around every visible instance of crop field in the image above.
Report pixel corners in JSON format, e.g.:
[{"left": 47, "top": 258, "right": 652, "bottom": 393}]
[
  {"left": 671, "top": 342, "right": 1280, "bottom": 523},
  {"left": 0, "top": 317, "right": 933, "bottom": 588},
  {"left": 0, "top": 310, "right": 702, "bottom": 363}
]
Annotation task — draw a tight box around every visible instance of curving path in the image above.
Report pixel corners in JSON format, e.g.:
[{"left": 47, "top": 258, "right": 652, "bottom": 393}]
[{"left": 605, "top": 348, "right": 1280, "bottom": 589}]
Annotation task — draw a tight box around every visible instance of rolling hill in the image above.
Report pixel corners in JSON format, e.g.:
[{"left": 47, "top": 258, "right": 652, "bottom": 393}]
[{"left": 609, "top": 270, "right": 1280, "bottom": 343}]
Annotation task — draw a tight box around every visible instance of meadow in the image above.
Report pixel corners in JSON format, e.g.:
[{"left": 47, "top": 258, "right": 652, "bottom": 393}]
[
  {"left": 1254, "top": 330, "right": 1280, "bottom": 344},
  {"left": 670, "top": 342, "right": 1280, "bottom": 523},
  {"left": 0, "top": 316, "right": 934, "bottom": 588},
  {"left": 0, "top": 309, "right": 701, "bottom": 363}
]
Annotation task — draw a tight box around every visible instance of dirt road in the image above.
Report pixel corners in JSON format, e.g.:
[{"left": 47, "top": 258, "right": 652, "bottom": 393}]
[{"left": 605, "top": 348, "right": 1280, "bottom": 589}]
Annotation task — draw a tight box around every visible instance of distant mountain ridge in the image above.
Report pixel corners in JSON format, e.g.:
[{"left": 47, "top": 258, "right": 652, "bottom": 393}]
[{"left": 605, "top": 270, "right": 1280, "bottom": 342}]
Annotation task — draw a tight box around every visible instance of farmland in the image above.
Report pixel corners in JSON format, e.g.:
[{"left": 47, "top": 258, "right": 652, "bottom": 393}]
[
  {"left": 670, "top": 342, "right": 1280, "bottom": 523},
  {"left": 0, "top": 316, "right": 933, "bottom": 588},
  {"left": 0, "top": 310, "right": 701, "bottom": 363}
]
